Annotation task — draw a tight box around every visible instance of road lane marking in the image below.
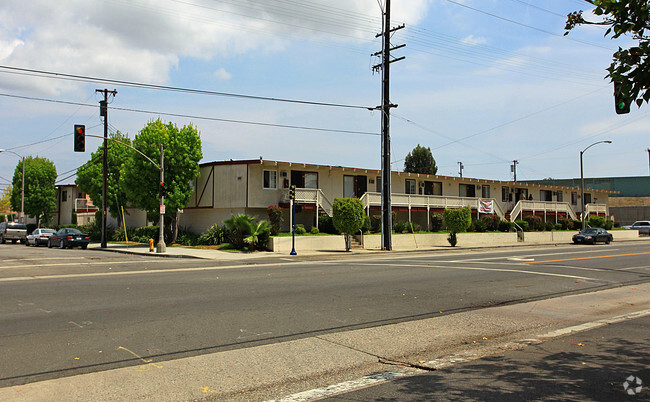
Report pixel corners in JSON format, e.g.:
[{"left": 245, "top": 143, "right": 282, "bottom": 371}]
[
  {"left": 517, "top": 251, "right": 650, "bottom": 265},
  {"left": 274, "top": 371, "right": 408, "bottom": 402},
  {"left": 352, "top": 263, "right": 593, "bottom": 280},
  {"left": 620, "top": 265, "right": 650, "bottom": 271},
  {"left": 445, "top": 249, "right": 621, "bottom": 263},
  {"left": 1, "top": 260, "right": 177, "bottom": 269}
]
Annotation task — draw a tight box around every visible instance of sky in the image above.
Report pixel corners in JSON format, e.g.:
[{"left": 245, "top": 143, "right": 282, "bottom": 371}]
[{"left": 0, "top": 0, "right": 648, "bottom": 193}]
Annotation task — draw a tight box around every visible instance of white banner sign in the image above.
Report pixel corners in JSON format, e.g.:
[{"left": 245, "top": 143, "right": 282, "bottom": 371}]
[{"left": 478, "top": 199, "right": 494, "bottom": 214}]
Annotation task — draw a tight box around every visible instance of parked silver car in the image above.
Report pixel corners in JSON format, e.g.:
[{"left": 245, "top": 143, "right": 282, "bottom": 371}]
[
  {"left": 26, "top": 228, "right": 57, "bottom": 247},
  {"left": 622, "top": 221, "right": 650, "bottom": 235}
]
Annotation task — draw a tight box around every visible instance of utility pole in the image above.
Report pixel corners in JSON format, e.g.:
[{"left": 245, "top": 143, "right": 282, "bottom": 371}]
[
  {"left": 511, "top": 160, "right": 519, "bottom": 182},
  {"left": 372, "top": 0, "right": 404, "bottom": 251},
  {"left": 157, "top": 144, "right": 166, "bottom": 253},
  {"left": 458, "top": 161, "right": 464, "bottom": 178},
  {"left": 96, "top": 89, "right": 117, "bottom": 248}
]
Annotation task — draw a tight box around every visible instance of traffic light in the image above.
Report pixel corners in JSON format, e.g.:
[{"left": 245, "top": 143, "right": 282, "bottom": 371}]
[
  {"left": 614, "top": 81, "right": 631, "bottom": 115},
  {"left": 159, "top": 182, "right": 167, "bottom": 197},
  {"left": 73, "top": 124, "right": 85, "bottom": 152},
  {"left": 289, "top": 185, "right": 296, "bottom": 200}
]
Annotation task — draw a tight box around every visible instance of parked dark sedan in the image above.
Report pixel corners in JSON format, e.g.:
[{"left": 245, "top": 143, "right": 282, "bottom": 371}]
[
  {"left": 47, "top": 228, "right": 90, "bottom": 249},
  {"left": 572, "top": 228, "right": 613, "bottom": 245}
]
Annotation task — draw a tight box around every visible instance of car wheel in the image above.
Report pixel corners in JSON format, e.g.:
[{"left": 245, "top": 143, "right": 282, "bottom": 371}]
[
  {"left": 60, "top": 240, "right": 65, "bottom": 249},
  {"left": 34, "top": 240, "right": 39, "bottom": 247},
  {"left": 605, "top": 237, "right": 611, "bottom": 244},
  {"left": 0, "top": 235, "right": 5, "bottom": 244},
  {"left": 81, "top": 244, "right": 87, "bottom": 250},
  {"left": 25, "top": 240, "right": 30, "bottom": 246},
  {"left": 12, "top": 239, "right": 17, "bottom": 244},
  {"left": 47, "top": 239, "right": 52, "bottom": 248}
]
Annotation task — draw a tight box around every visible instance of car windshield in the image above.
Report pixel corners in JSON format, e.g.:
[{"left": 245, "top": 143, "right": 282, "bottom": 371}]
[
  {"left": 8, "top": 223, "right": 27, "bottom": 229},
  {"left": 42, "top": 229, "right": 56, "bottom": 234},
  {"left": 582, "top": 229, "right": 597, "bottom": 234}
]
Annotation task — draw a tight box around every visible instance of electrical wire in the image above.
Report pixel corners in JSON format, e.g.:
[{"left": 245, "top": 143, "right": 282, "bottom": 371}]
[
  {"left": 0, "top": 92, "right": 379, "bottom": 137},
  {"left": 0, "top": 65, "right": 374, "bottom": 110}
]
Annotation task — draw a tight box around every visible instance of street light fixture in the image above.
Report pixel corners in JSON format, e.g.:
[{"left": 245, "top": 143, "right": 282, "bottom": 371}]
[
  {"left": 580, "top": 140, "right": 612, "bottom": 230},
  {"left": 0, "top": 149, "right": 25, "bottom": 223}
]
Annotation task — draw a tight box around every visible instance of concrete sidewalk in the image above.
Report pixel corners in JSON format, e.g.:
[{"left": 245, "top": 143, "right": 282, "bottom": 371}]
[{"left": 2, "top": 282, "right": 648, "bottom": 401}]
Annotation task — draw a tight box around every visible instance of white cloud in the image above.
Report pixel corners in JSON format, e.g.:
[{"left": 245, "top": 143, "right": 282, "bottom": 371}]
[
  {"left": 460, "top": 34, "right": 487, "bottom": 46},
  {"left": 213, "top": 68, "right": 232, "bottom": 81}
]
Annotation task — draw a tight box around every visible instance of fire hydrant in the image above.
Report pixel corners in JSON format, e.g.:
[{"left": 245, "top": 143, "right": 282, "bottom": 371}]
[{"left": 149, "top": 238, "right": 154, "bottom": 252}]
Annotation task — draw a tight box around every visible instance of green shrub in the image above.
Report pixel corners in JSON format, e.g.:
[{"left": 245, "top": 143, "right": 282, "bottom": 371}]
[
  {"left": 570, "top": 219, "right": 582, "bottom": 230},
  {"left": 444, "top": 207, "right": 471, "bottom": 247},
  {"left": 362, "top": 215, "right": 371, "bottom": 233},
  {"left": 295, "top": 224, "right": 306, "bottom": 235},
  {"left": 554, "top": 223, "right": 562, "bottom": 231},
  {"left": 480, "top": 214, "right": 500, "bottom": 231},
  {"left": 224, "top": 214, "right": 271, "bottom": 251},
  {"left": 544, "top": 221, "right": 555, "bottom": 231},
  {"left": 177, "top": 232, "right": 200, "bottom": 246},
  {"left": 370, "top": 215, "right": 382, "bottom": 232},
  {"left": 588, "top": 215, "right": 606, "bottom": 228},
  {"left": 558, "top": 218, "right": 571, "bottom": 230},
  {"left": 523, "top": 215, "right": 543, "bottom": 231},
  {"left": 112, "top": 227, "right": 135, "bottom": 241},
  {"left": 498, "top": 221, "right": 515, "bottom": 232},
  {"left": 333, "top": 198, "right": 365, "bottom": 251},
  {"left": 473, "top": 219, "right": 488, "bottom": 233},
  {"left": 135, "top": 226, "right": 160, "bottom": 240},
  {"left": 430, "top": 212, "right": 444, "bottom": 232},
  {"left": 393, "top": 221, "right": 408, "bottom": 233},
  {"left": 199, "top": 224, "right": 225, "bottom": 245},
  {"left": 310, "top": 227, "right": 319, "bottom": 234},
  {"left": 318, "top": 215, "right": 339, "bottom": 234},
  {"left": 515, "top": 220, "right": 529, "bottom": 231},
  {"left": 267, "top": 206, "right": 284, "bottom": 236}
]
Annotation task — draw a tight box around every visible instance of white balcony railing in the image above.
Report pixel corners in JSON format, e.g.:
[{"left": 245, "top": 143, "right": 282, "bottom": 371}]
[
  {"left": 509, "top": 200, "right": 577, "bottom": 222},
  {"left": 360, "top": 192, "right": 506, "bottom": 220},
  {"left": 281, "top": 188, "right": 333, "bottom": 216}
]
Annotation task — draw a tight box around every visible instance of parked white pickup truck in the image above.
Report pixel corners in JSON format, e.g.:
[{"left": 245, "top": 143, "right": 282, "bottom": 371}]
[{"left": 0, "top": 221, "right": 28, "bottom": 244}]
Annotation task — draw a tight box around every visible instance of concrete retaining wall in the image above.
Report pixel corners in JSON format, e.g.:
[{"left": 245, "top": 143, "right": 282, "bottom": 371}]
[{"left": 269, "top": 230, "right": 640, "bottom": 252}]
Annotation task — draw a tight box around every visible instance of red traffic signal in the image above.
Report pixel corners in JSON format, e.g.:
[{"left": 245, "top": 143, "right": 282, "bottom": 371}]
[
  {"left": 74, "top": 124, "right": 85, "bottom": 152},
  {"left": 159, "top": 182, "right": 167, "bottom": 197}
]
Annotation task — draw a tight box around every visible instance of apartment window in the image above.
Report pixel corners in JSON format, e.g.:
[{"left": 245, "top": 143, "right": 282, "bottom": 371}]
[
  {"left": 556, "top": 191, "right": 563, "bottom": 202},
  {"left": 291, "top": 170, "right": 318, "bottom": 189},
  {"left": 263, "top": 170, "right": 277, "bottom": 189},
  {"left": 502, "top": 186, "right": 510, "bottom": 202},
  {"left": 405, "top": 179, "right": 416, "bottom": 194},
  {"left": 423, "top": 181, "right": 442, "bottom": 196},
  {"left": 61, "top": 190, "right": 67, "bottom": 202},
  {"left": 376, "top": 176, "right": 381, "bottom": 192},
  {"left": 584, "top": 193, "right": 592, "bottom": 204},
  {"left": 571, "top": 192, "right": 577, "bottom": 205},
  {"left": 459, "top": 184, "right": 476, "bottom": 197},
  {"left": 540, "top": 190, "right": 552, "bottom": 201},
  {"left": 481, "top": 185, "right": 491, "bottom": 198}
]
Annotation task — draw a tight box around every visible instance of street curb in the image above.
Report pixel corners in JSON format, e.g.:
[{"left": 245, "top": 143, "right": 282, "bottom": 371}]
[{"left": 90, "top": 246, "right": 206, "bottom": 259}]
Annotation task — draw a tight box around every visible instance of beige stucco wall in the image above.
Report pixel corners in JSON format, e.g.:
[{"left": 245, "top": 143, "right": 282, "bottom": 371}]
[{"left": 609, "top": 197, "right": 650, "bottom": 207}]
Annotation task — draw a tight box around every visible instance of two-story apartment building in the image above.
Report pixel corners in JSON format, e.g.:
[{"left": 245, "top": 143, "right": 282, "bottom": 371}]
[{"left": 179, "top": 159, "right": 616, "bottom": 234}]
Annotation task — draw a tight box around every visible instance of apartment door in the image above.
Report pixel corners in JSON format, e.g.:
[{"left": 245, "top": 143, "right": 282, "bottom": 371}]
[{"left": 344, "top": 175, "right": 367, "bottom": 198}]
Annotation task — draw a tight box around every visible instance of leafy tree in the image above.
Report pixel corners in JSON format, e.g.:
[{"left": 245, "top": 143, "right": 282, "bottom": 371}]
[
  {"left": 0, "top": 185, "right": 11, "bottom": 213},
  {"left": 11, "top": 156, "right": 57, "bottom": 227},
  {"left": 76, "top": 131, "right": 132, "bottom": 227},
  {"left": 565, "top": 0, "right": 650, "bottom": 108},
  {"left": 404, "top": 144, "right": 437, "bottom": 175},
  {"left": 443, "top": 206, "right": 471, "bottom": 247},
  {"left": 121, "top": 119, "right": 202, "bottom": 243},
  {"left": 332, "top": 198, "right": 365, "bottom": 251}
]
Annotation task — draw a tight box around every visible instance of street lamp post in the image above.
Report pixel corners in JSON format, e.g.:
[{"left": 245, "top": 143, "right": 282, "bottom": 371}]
[
  {"left": 0, "top": 149, "right": 25, "bottom": 223},
  {"left": 580, "top": 140, "right": 612, "bottom": 230}
]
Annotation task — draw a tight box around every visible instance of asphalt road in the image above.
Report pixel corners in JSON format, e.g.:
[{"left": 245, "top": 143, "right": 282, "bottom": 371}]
[
  {"left": 324, "top": 315, "right": 650, "bottom": 401},
  {"left": 1, "top": 241, "right": 649, "bottom": 388}
]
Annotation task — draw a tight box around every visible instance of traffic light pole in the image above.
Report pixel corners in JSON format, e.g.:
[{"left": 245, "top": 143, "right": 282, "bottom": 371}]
[{"left": 96, "top": 89, "right": 117, "bottom": 248}]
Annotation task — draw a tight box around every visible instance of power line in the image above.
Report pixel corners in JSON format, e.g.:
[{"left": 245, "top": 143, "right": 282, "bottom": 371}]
[
  {"left": 0, "top": 65, "right": 374, "bottom": 110},
  {"left": 444, "top": 0, "right": 612, "bottom": 50},
  {"left": 0, "top": 92, "right": 379, "bottom": 138}
]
